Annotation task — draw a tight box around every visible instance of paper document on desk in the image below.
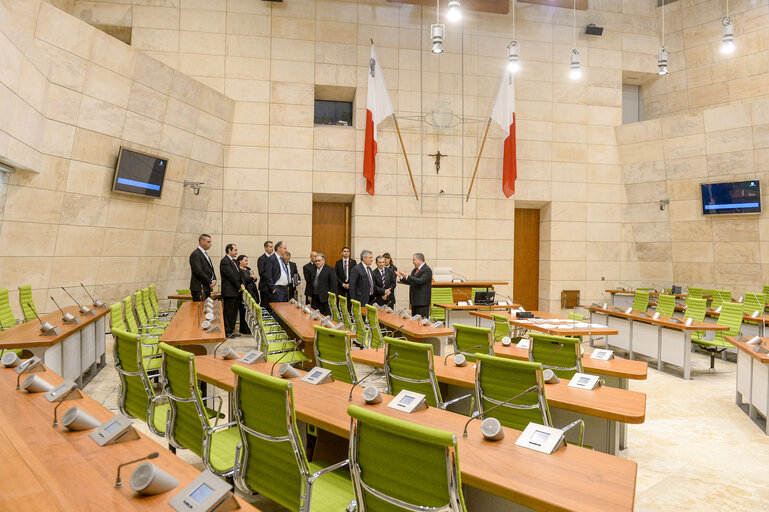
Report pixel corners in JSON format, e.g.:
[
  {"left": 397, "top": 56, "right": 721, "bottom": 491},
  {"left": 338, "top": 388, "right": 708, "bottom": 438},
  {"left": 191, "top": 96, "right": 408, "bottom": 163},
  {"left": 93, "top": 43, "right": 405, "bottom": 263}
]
[
  {"left": 515, "top": 319, "right": 533, "bottom": 324},
  {"left": 590, "top": 323, "right": 607, "bottom": 328},
  {"left": 535, "top": 323, "right": 558, "bottom": 329}
]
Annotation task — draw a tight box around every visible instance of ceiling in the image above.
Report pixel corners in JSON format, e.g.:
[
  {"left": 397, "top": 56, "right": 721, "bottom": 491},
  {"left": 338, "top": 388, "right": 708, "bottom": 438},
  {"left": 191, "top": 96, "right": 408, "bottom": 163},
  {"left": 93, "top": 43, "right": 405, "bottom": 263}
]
[{"left": 385, "top": 0, "right": 587, "bottom": 16}]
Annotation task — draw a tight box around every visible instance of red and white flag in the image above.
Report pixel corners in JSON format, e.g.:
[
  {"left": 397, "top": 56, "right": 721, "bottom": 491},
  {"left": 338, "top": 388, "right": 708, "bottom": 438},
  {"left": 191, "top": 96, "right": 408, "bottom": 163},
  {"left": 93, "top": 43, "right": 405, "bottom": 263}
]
[
  {"left": 363, "top": 44, "right": 394, "bottom": 196},
  {"left": 490, "top": 70, "right": 517, "bottom": 197}
]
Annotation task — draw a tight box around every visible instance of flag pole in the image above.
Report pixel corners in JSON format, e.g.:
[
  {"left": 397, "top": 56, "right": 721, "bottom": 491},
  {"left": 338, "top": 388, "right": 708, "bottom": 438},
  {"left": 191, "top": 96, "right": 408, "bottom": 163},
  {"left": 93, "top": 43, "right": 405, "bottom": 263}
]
[
  {"left": 465, "top": 117, "right": 492, "bottom": 202},
  {"left": 393, "top": 114, "right": 419, "bottom": 201}
]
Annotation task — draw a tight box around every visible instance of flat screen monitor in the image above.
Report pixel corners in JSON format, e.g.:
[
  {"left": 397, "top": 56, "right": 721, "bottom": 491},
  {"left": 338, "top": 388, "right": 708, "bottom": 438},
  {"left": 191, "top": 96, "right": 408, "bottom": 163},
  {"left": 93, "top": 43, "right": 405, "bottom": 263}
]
[
  {"left": 112, "top": 147, "right": 167, "bottom": 198},
  {"left": 701, "top": 180, "right": 760, "bottom": 215}
]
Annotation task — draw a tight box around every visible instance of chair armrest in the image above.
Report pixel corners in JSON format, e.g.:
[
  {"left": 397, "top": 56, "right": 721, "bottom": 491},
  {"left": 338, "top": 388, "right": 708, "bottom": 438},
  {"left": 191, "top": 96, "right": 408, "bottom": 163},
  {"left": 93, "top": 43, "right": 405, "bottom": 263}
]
[
  {"left": 201, "top": 394, "right": 224, "bottom": 425},
  {"left": 439, "top": 393, "right": 473, "bottom": 410},
  {"left": 308, "top": 459, "right": 350, "bottom": 483},
  {"left": 207, "top": 420, "right": 237, "bottom": 434}
]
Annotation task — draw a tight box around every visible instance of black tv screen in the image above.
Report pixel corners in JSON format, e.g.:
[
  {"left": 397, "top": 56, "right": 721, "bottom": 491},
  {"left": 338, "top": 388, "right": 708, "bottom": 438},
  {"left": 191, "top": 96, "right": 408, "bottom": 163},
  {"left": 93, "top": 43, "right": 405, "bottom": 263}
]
[
  {"left": 112, "top": 147, "right": 167, "bottom": 198},
  {"left": 701, "top": 180, "right": 760, "bottom": 215}
]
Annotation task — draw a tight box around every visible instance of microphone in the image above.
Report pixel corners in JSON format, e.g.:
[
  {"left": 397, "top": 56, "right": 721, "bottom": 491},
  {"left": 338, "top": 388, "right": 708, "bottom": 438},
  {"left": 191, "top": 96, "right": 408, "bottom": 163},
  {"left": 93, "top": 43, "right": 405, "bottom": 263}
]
[
  {"left": 270, "top": 340, "right": 302, "bottom": 376},
  {"left": 53, "top": 386, "right": 81, "bottom": 426},
  {"left": 213, "top": 340, "right": 227, "bottom": 359},
  {"left": 115, "top": 452, "right": 159, "bottom": 487},
  {"left": 462, "top": 384, "right": 538, "bottom": 437},
  {"left": 30, "top": 306, "right": 56, "bottom": 333},
  {"left": 80, "top": 283, "right": 106, "bottom": 308},
  {"left": 51, "top": 297, "right": 76, "bottom": 323},
  {"left": 348, "top": 352, "right": 399, "bottom": 401},
  {"left": 15, "top": 357, "right": 43, "bottom": 390},
  {"left": 443, "top": 344, "right": 483, "bottom": 365},
  {"left": 61, "top": 287, "right": 91, "bottom": 314},
  {"left": 451, "top": 270, "right": 469, "bottom": 282}
]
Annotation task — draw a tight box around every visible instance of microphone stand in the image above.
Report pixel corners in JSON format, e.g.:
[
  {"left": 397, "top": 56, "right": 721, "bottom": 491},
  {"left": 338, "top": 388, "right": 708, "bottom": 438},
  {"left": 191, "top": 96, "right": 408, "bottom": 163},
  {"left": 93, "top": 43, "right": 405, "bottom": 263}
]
[
  {"left": 80, "top": 282, "right": 106, "bottom": 308},
  {"left": 53, "top": 386, "right": 81, "bottom": 426},
  {"left": 348, "top": 353, "right": 399, "bottom": 401},
  {"left": 115, "top": 452, "right": 159, "bottom": 487},
  {"left": 443, "top": 344, "right": 483, "bottom": 365},
  {"left": 270, "top": 340, "right": 301, "bottom": 376},
  {"left": 213, "top": 340, "right": 227, "bottom": 359},
  {"left": 463, "top": 385, "right": 538, "bottom": 437}
]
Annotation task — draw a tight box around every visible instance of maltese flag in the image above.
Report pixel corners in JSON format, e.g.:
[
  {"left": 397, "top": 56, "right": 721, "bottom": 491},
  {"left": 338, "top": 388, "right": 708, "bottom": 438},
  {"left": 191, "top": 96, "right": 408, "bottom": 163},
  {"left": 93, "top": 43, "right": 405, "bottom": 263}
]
[
  {"left": 363, "top": 44, "right": 394, "bottom": 196},
  {"left": 490, "top": 71, "right": 517, "bottom": 198}
]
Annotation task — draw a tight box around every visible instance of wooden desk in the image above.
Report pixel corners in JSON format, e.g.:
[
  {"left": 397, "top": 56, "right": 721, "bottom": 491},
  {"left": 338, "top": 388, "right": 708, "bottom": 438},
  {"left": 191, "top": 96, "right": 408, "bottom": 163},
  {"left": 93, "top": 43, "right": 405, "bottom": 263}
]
[
  {"left": 167, "top": 293, "right": 221, "bottom": 301},
  {"left": 0, "top": 365, "right": 260, "bottom": 511},
  {"left": 0, "top": 305, "right": 108, "bottom": 387},
  {"left": 432, "top": 281, "right": 508, "bottom": 302},
  {"left": 433, "top": 303, "right": 520, "bottom": 327},
  {"left": 363, "top": 307, "right": 454, "bottom": 356},
  {"left": 589, "top": 305, "right": 729, "bottom": 379},
  {"left": 195, "top": 355, "right": 636, "bottom": 512},
  {"left": 730, "top": 335, "right": 769, "bottom": 434},
  {"left": 158, "top": 301, "right": 225, "bottom": 355},
  {"left": 471, "top": 310, "right": 618, "bottom": 339}
]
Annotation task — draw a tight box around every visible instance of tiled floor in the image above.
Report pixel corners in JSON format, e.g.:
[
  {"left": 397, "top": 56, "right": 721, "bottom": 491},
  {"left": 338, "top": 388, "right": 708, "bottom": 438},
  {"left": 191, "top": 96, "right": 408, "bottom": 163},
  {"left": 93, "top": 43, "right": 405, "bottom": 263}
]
[{"left": 85, "top": 334, "right": 769, "bottom": 511}]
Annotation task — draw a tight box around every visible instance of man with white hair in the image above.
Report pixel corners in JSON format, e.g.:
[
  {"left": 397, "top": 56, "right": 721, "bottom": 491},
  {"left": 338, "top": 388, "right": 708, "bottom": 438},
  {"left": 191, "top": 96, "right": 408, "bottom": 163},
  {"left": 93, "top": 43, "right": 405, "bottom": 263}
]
[{"left": 348, "top": 249, "right": 375, "bottom": 308}]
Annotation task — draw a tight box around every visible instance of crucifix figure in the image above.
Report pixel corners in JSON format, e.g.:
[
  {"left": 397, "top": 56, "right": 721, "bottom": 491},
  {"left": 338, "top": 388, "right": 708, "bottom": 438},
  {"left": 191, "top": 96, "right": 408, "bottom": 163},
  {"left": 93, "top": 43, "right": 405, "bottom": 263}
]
[{"left": 428, "top": 150, "right": 447, "bottom": 174}]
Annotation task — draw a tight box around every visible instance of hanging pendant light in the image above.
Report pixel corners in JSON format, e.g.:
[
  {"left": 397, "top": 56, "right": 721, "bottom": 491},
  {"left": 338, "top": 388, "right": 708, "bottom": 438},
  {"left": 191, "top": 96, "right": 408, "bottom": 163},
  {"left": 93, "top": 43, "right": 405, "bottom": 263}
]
[
  {"left": 447, "top": 0, "right": 461, "bottom": 23},
  {"left": 569, "top": 0, "right": 580, "bottom": 80},
  {"left": 721, "top": 0, "right": 735, "bottom": 54},
  {"left": 431, "top": 0, "right": 445, "bottom": 54},
  {"left": 657, "top": 1, "right": 668, "bottom": 75}
]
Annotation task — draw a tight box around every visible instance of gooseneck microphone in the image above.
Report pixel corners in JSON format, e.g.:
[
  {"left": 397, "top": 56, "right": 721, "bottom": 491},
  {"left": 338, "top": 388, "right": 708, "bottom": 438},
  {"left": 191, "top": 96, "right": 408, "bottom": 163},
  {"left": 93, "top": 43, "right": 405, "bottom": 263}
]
[
  {"left": 80, "top": 283, "right": 105, "bottom": 308},
  {"left": 53, "top": 386, "right": 81, "bottom": 426},
  {"left": 270, "top": 340, "right": 302, "bottom": 376},
  {"left": 462, "top": 384, "right": 538, "bottom": 437},
  {"left": 348, "top": 352, "right": 399, "bottom": 401},
  {"left": 115, "top": 452, "right": 159, "bottom": 487},
  {"left": 213, "top": 340, "right": 227, "bottom": 359},
  {"left": 15, "top": 357, "right": 42, "bottom": 390},
  {"left": 61, "top": 287, "right": 91, "bottom": 314},
  {"left": 30, "top": 306, "right": 56, "bottom": 333},
  {"left": 443, "top": 344, "right": 483, "bottom": 365},
  {"left": 51, "top": 297, "right": 76, "bottom": 323}
]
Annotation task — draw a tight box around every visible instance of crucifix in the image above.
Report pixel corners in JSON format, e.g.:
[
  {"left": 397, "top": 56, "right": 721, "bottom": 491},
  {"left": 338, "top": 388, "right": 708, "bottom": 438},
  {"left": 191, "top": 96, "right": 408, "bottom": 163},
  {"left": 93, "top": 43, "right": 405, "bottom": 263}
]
[{"left": 428, "top": 150, "right": 447, "bottom": 174}]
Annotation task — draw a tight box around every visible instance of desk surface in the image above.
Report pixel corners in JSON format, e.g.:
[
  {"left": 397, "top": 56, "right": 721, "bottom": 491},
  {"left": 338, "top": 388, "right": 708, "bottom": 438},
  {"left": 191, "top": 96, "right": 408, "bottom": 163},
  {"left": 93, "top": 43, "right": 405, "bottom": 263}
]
[
  {"left": 434, "top": 303, "right": 521, "bottom": 311},
  {"left": 471, "top": 310, "right": 619, "bottom": 337},
  {"left": 605, "top": 289, "right": 689, "bottom": 298},
  {"left": 159, "top": 301, "right": 225, "bottom": 346},
  {"left": 195, "top": 355, "right": 636, "bottom": 512},
  {"left": 0, "top": 306, "right": 108, "bottom": 350},
  {"left": 167, "top": 293, "right": 221, "bottom": 301},
  {"left": 589, "top": 306, "right": 730, "bottom": 332},
  {"left": 350, "top": 350, "right": 646, "bottom": 424},
  {"left": 0, "top": 365, "right": 259, "bottom": 512},
  {"left": 269, "top": 302, "right": 334, "bottom": 342},
  {"left": 365, "top": 308, "right": 454, "bottom": 339},
  {"left": 727, "top": 336, "right": 769, "bottom": 363}
]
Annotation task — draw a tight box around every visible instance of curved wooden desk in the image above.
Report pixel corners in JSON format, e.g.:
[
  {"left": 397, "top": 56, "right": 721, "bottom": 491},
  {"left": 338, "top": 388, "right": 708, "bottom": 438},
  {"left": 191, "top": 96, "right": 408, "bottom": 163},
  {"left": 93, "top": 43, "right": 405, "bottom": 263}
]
[
  {"left": 158, "top": 301, "right": 225, "bottom": 354},
  {"left": 730, "top": 335, "right": 769, "bottom": 434}
]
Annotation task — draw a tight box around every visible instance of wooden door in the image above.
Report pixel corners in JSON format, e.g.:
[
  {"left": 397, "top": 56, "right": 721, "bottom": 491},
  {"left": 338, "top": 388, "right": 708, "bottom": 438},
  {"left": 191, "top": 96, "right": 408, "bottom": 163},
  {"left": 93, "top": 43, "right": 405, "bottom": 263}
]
[
  {"left": 514, "top": 208, "right": 540, "bottom": 310},
  {"left": 312, "top": 202, "right": 350, "bottom": 263}
]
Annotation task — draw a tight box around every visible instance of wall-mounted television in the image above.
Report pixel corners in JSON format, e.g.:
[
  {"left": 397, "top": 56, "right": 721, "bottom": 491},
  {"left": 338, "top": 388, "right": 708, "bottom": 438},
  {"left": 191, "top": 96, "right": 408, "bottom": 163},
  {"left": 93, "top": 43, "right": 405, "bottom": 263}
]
[
  {"left": 700, "top": 180, "right": 760, "bottom": 215},
  {"left": 112, "top": 147, "right": 167, "bottom": 198}
]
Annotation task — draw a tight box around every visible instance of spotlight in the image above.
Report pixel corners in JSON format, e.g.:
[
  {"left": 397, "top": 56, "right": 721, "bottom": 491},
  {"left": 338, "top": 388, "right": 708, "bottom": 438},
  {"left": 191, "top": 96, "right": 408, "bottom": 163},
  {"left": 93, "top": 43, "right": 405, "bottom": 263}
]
[
  {"left": 721, "top": 17, "right": 735, "bottom": 54},
  {"left": 431, "top": 24, "right": 445, "bottom": 54},
  {"left": 657, "top": 46, "right": 669, "bottom": 75},
  {"left": 507, "top": 41, "right": 520, "bottom": 73},
  {"left": 569, "top": 49, "right": 581, "bottom": 80},
  {"left": 446, "top": 0, "right": 461, "bottom": 22}
]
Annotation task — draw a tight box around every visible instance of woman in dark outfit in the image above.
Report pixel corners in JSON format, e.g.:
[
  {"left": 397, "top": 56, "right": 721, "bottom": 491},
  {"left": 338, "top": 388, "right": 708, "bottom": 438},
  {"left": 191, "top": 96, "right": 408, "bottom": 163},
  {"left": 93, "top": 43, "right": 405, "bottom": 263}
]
[{"left": 237, "top": 254, "right": 259, "bottom": 335}]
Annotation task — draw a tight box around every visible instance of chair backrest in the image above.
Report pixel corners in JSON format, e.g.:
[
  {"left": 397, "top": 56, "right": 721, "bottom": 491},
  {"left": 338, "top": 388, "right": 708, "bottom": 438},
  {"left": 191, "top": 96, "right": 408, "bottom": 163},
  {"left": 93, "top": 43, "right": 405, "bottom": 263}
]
[
  {"left": 715, "top": 302, "right": 743, "bottom": 342},
  {"left": 743, "top": 292, "right": 766, "bottom": 316},
  {"left": 430, "top": 287, "right": 454, "bottom": 321},
  {"left": 149, "top": 285, "right": 161, "bottom": 313},
  {"left": 475, "top": 353, "right": 551, "bottom": 432},
  {"left": 655, "top": 294, "right": 676, "bottom": 317},
  {"left": 567, "top": 312, "right": 584, "bottom": 321},
  {"left": 351, "top": 299, "right": 369, "bottom": 346},
  {"left": 142, "top": 287, "right": 156, "bottom": 317},
  {"left": 490, "top": 313, "right": 511, "bottom": 342},
  {"left": 112, "top": 327, "right": 157, "bottom": 427},
  {"left": 528, "top": 332, "right": 583, "bottom": 378},
  {"left": 347, "top": 404, "right": 467, "bottom": 512},
  {"left": 159, "top": 342, "right": 210, "bottom": 456},
  {"left": 0, "top": 289, "right": 18, "bottom": 329},
  {"left": 764, "top": 285, "right": 769, "bottom": 297},
  {"left": 134, "top": 291, "right": 150, "bottom": 326},
  {"left": 328, "top": 292, "right": 341, "bottom": 323},
  {"left": 338, "top": 295, "right": 354, "bottom": 331},
  {"left": 632, "top": 291, "right": 649, "bottom": 312},
  {"left": 710, "top": 289, "right": 731, "bottom": 308},
  {"left": 313, "top": 325, "right": 357, "bottom": 384},
  {"left": 684, "top": 297, "right": 707, "bottom": 322},
  {"left": 384, "top": 337, "right": 442, "bottom": 407},
  {"left": 176, "top": 289, "right": 191, "bottom": 309},
  {"left": 18, "top": 285, "right": 37, "bottom": 322},
  {"left": 453, "top": 324, "right": 493, "bottom": 362},
  {"left": 109, "top": 301, "right": 127, "bottom": 331},
  {"left": 253, "top": 303, "right": 274, "bottom": 349},
  {"left": 123, "top": 296, "right": 140, "bottom": 334},
  {"left": 232, "top": 365, "right": 308, "bottom": 511},
  {"left": 365, "top": 304, "right": 385, "bottom": 349},
  {"left": 687, "top": 287, "right": 703, "bottom": 299}
]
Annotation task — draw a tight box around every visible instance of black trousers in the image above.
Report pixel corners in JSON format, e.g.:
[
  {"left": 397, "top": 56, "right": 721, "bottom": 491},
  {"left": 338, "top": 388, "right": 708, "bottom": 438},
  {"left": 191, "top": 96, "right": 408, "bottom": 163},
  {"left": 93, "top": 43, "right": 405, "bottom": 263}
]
[
  {"left": 273, "top": 286, "right": 289, "bottom": 303},
  {"left": 238, "top": 301, "right": 251, "bottom": 334},
  {"left": 311, "top": 295, "right": 330, "bottom": 316},
  {"left": 411, "top": 305, "right": 429, "bottom": 317},
  {"left": 191, "top": 288, "right": 211, "bottom": 302},
  {"left": 223, "top": 297, "right": 239, "bottom": 335}
]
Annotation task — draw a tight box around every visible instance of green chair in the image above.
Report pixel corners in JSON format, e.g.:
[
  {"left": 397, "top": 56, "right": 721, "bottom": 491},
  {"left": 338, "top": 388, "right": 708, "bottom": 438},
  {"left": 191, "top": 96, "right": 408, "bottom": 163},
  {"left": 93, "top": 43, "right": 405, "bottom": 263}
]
[
  {"left": 452, "top": 324, "right": 494, "bottom": 363},
  {"left": 159, "top": 342, "right": 239, "bottom": 477},
  {"left": 710, "top": 290, "right": 732, "bottom": 309},
  {"left": 142, "top": 287, "right": 171, "bottom": 322},
  {"left": 328, "top": 292, "right": 341, "bottom": 324},
  {"left": 149, "top": 284, "right": 176, "bottom": 316},
  {"left": 490, "top": 313, "right": 512, "bottom": 343},
  {"left": 137, "top": 290, "right": 169, "bottom": 327},
  {"left": 692, "top": 302, "right": 743, "bottom": 371},
  {"left": 687, "top": 287, "right": 703, "bottom": 299},
  {"left": 253, "top": 302, "right": 309, "bottom": 365},
  {"left": 384, "top": 337, "right": 472, "bottom": 410},
  {"left": 313, "top": 325, "right": 357, "bottom": 384},
  {"left": 18, "top": 285, "right": 37, "bottom": 322},
  {"left": 350, "top": 300, "right": 370, "bottom": 348},
  {"left": 338, "top": 295, "right": 354, "bottom": 332},
  {"left": 528, "top": 332, "right": 583, "bottom": 379},
  {"left": 655, "top": 294, "right": 676, "bottom": 317},
  {"left": 176, "top": 288, "right": 191, "bottom": 310},
  {"left": 567, "top": 312, "right": 584, "bottom": 321},
  {"left": 430, "top": 287, "right": 454, "bottom": 321},
  {"left": 232, "top": 365, "right": 354, "bottom": 511},
  {"left": 743, "top": 292, "right": 766, "bottom": 317},
  {"left": 0, "top": 288, "right": 18, "bottom": 330},
  {"left": 347, "top": 404, "right": 467, "bottom": 512},
  {"left": 112, "top": 327, "right": 167, "bottom": 435},
  {"left": 763, "top": 285, "right": 769, "bottom": 297},
  {"left": 684, "top": 297, "right": 708, "bottom": 341},
  {"left": 631, "top": 291, "right": 649, "bottom": 313},
  {"left": 123, "top": 297, "right": 164, "bottom": 336},
  {"left": 366, "top": 304, "right": 404, "bottom": 350}
]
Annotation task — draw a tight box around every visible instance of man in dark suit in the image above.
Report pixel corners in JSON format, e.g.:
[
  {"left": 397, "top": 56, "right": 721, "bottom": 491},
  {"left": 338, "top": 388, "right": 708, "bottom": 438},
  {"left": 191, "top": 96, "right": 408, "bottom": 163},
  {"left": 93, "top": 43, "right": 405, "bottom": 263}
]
[
  {"left": 310, "top": 253, "right": 338, "bottom": 316},
  {"left": 284, "top": 251, "right": 300, "bottom": 300},
  {"left": 269, "top": 241, "right": 291, "bottom": 303},
  {"left": 303, "top": 251, "right": 318, "bottom": 305},
  {"left": 334, "top": 247, "right": 356, "bottom": 308},
  {"left": 257, "top": 240, "right": 275, "bottom": 310},
  {"left": 189, "top": 234, "right": 217, "bottom": 302},
  {"left": 373, "top": 255, "right": 396, "bottom": 307},
  {"left": 348, "top": 250, "right": 375, "bottom": 308},
  {"left": 396, "top": 253, "right": 433, "bottom": 317},
  {"left": 220, "top": 243, "right": 244, "bottom": 338}
]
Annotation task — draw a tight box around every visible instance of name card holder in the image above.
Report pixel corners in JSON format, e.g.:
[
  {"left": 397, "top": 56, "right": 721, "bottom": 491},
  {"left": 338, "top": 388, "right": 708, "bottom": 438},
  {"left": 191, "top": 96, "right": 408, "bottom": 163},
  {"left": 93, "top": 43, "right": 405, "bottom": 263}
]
[
  {"left": 300, "top": 367, "right": 334, "bottom": 385},
  {"left": 431, "top": 321, "right": 444, "bottom": 328},
  {"left": 89, "top": 414, "right": 139, "bottom": 446},
  {"left": 15, "top": 356, "right": 44, "bottom": 374},
  {"left": 514, "top": 423, "right": 566, "bottom": 455},
  {"left": 421, "top": 318, "right": 432, "bottom": 326},
  {"left": 237, "top": 350, "right": 265, "bottom": 365},
  {"left": 169, "top": 470, "right": 239, "bottom": 512},
  {"left": 387, "top": 390, "right": 427, "bottom": 414},
  {"left": 590, "top": 349, "right": 614, "bottom": 361},
  {"left": 45, "top": 379, "right": 82, "bottom": 402},
  {"left": 411, "top": 314, "right": 422, "bottom": 321},
  {"left": 568, "top": 373, "right": 601, "bottom": 390}
]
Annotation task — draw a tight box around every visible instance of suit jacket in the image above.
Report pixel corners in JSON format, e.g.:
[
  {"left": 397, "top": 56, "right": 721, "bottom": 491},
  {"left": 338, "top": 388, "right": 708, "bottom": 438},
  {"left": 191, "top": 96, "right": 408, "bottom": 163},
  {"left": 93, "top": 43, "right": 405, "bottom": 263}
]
[
  {"left": 311, "top": 264, "right": 338, "bottom": 302},
  {"left": 373, "top": 267, "right": 397, "bottom": 297},
  {"left": 334, "top": 258, "right": 357, "bottom": 286},
  {"left": 240, "top": 266, "right": 259, "bottom": 302},
  {"left": 220, "top": 256, "right": 244, "bottom": 298},
  {"left": 348, "top": 262, "right": 374, "bottom": 307},
  {"left": 400, "top": 264, "right": 433, "bottom": 307},
  {"left": 189, "top": 248, "right": 216, "bottom": 294},
  {"left": 303, "top": 261, "right": 315, "bottom": 299},
  {"left": 258, "top": 253, "right": 279, "bottom": 295}
]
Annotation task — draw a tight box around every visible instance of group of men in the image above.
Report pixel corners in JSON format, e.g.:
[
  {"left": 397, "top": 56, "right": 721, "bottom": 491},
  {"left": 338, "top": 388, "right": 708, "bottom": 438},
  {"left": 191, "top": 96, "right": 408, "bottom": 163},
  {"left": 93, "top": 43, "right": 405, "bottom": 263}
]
[{"left": 189, "top": 233, "right": 433, "bottom": 338}]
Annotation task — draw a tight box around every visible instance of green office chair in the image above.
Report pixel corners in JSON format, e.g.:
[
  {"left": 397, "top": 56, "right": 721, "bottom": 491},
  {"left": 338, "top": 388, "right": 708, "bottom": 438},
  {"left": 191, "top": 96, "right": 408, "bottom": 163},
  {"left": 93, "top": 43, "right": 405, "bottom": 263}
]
[
  {"left": 149, "top": 284, "right": 176, "bottom": 316},
  {"left": 490, "top": 313, "right": 512, "bottom": 343},
  {"left": 683, "top": 296, "right": 708, "bottom": 341},
  {"left": 0, "top": 288, "right": 18, "bottom": 330},
  {"left": 528, "top": 332, "right": 583, "bottom": 379},
  {"left": 763, "top": 285, "right": 769, "bottom": 297},
  {"left": 692, "top": 302, "right": 743, "bottom": 371},
  {"left": 112, "top": 327, "right": 167, "bottom": 435},
  {"left": 430, "top": 287, "right": 453, "bottom": 321},
  {"left": 159, "top": 343, "right": 239, "bottom": 477},
  {"left": 631, "top": 291, "right": 649, "bottom": 313},
  {"left": 350, "top": 300, "right": 370, "bottom": 348},
  {"left": 687, "top": 287, "right": 703, "bottom": 299},
  {"left": 365, "top": 305, "right": 403, "bottom": 350},
  {"left": 136, "top": 290, "right": 169, "bottom": 328},
  {"left": 709, "top": 290, "right": 732, "bottom": 309},
  {"left": 123, "top": 297, "right": 164, "bottom": 336},
  {"left": 655, "top": 294, "right": 676, "bottom": 317},
  {"left": 110, "top": 301, "right": 160, "bottom": 362},
  {"left": 176, "top": 288, "right": 191, "bottom": 310},
  {"left": 18, "top": 285, "right": 37, "bottom": 323},
  {"left": 231, "top": 365, "right": 354, "bottom": 511},
  {"left": 743, "top": 292, "right": 766, "bottom": 317},
  {"left": 451, "top": 324, "right": 494, "bottom": 363},
  {"left": 142, "top": 287, "right": 171, "bottom": 322},
  {"left": 347, "top": 404, "right": 467, "bottom": 512},
  {"left": 313, "top": 325, "right": 357, "bottom": 384},
  {"left": 253, "top": 302, "right": 309, "bottom": 365},
  {"left": 384, "top": 337, "right": 472, "bottom": 410},
  {"left": 328, "top": 292, "right": 341, "bottom": 324},
  {"left": 338, "top": 295, "right": 354, "bottom": 332}
]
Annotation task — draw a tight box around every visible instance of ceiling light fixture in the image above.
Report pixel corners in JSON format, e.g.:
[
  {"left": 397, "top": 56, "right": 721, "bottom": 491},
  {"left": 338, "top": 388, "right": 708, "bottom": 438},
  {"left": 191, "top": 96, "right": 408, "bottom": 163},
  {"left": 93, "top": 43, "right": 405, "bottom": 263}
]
[
  {"left": 507, "top": 41, "right": 520, "bottom": 73},
  {"left": 447, "top": 0, "right": 461, "bottom": 23},
  {"left": 569, "top": 0, "right": 580, "bottom": 80},
  {"left": 721, "top": 0, "right": 735, "bottom": 54},
  {"left": 431, "top": 0, "right": 444, "bottom": 54},
  {"left": 657, "top": 1, "right": 668, "bottom": 75}
]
